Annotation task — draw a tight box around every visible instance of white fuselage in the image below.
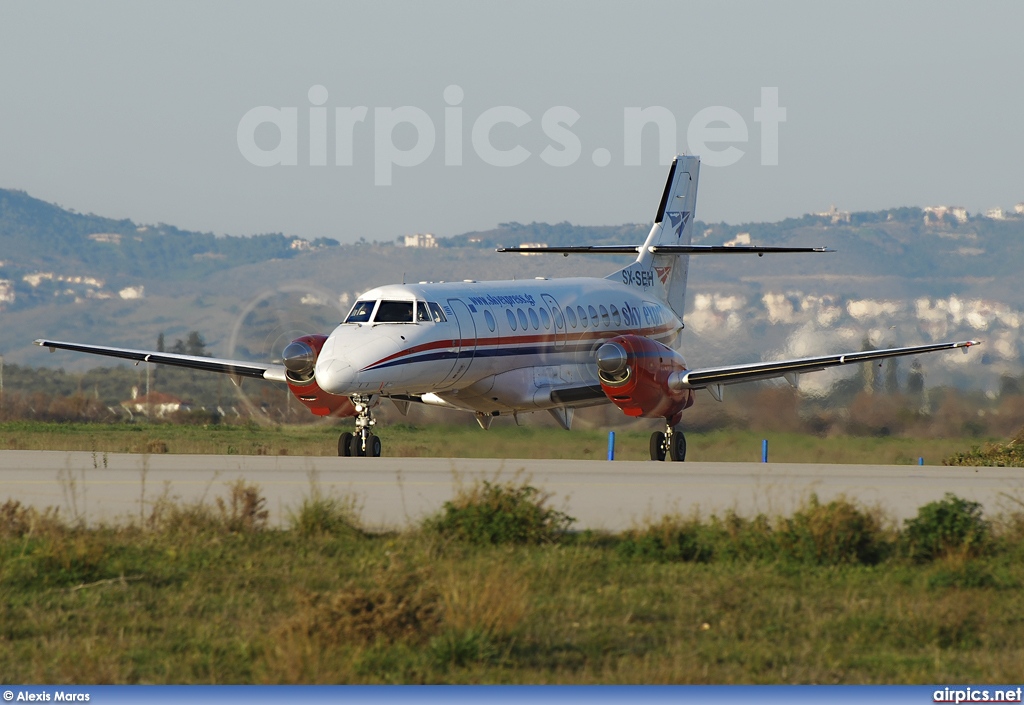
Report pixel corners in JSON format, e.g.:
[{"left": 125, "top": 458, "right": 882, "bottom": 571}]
[{"left": 314, "top": 276, "right": 683, "bottom": 414}]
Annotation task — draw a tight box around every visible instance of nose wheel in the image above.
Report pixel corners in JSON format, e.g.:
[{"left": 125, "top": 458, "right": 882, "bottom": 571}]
[
  {"left": 650, "top": 424, "right": 686, "bottom": 462},
  {"left": 338, "top": 395, "right": 382, "bottom": 457}
]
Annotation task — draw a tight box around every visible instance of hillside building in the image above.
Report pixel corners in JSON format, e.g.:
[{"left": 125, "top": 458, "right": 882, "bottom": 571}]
[
  {"left": 402, "top": 233, "right": 438, "bottom": 248},
  {"left": 816, "top": 205, "right": 850, "bottom": 224},
  {"left": 923, "top": 205, "right": 969, "bottom": 224}
]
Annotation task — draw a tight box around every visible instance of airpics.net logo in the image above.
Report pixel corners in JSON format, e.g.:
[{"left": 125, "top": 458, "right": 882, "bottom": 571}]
[{"left": 236, "top": 85, "right": 786, "bottom": 185}]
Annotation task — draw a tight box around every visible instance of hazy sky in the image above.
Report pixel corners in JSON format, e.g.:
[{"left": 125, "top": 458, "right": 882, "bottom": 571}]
[{"left": 1, "top": 1, "right": 1022, "bottom": 244}]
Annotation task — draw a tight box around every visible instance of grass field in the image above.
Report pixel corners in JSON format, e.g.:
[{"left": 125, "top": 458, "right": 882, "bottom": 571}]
[
  {"left": 0, "top": 421, "right": 994, "bottom": 464},
  {"left": 2, "top": 482, "right": 1023, "bottom": 684}
]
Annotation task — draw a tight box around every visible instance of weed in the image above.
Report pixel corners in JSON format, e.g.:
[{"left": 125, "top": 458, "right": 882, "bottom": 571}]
[
  {"left": 275, "top": 560, "right": 440, "bottom": 647},
  {"left": 903, "top": 493, "right": 990, "bottom": 562},
  {"left": 617, "top": 515, "right": 720, "bottom": 563},
  {"left": 215, "top": 480, "right": 269, "bottom": 533},
  {"left": 428, "top": 628, "right": 498, "bottom": 669},
  {"left": 0, "top": 499, "right": 63, "bottom": 538},
  {"left": 143, "top": 480, "right": 268, "bottom": 537},
  {"left": 425, "top": 480, "right": 575, "bottom": 545},
  {"left": 437, "top": 558, "right": 530, "bottom": 638},
  {"left": 776, "top": 495, "right": 893, "bottom": 565},
  {"left": 289, "top": 494, "right": 363, "bottom": 538},
  {"left": 927, "top": 561, "right": 1002, "bottom": 590},
  {"left": 618, "top": 498, "right": 892, "bottom": 566}
]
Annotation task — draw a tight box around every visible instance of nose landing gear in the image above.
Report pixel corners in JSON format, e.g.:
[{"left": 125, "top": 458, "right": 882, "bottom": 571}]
[
  {"left": 338, "top": 394, "right": 382, "bottom": 457},
  {"left": 650, "top": 422, "right": 686, "bottom": 462}
]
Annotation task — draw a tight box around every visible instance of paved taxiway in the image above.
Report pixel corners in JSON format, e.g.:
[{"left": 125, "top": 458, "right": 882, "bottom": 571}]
[{"left": 2, "top": 451, "right": 1022, "bottom": 530}]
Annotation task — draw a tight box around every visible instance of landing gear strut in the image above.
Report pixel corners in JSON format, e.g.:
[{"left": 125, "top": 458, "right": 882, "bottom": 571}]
[
  {"left": 650, "top": 423, "right": 686, "bottom": 462},
  {"left": 338, "top": 395, "right": 382, "bottom": 457}
]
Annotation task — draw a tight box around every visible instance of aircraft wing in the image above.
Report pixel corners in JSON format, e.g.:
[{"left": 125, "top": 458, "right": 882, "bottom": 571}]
[
  {"left": 669, "top": 340, "right": 979, "bottom": 399},
  {"left": 34, "top": 339, "right": 288, "bottom": 383}
]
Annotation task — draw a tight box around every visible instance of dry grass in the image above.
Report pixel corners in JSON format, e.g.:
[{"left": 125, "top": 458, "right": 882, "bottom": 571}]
[
  {"left": 6, "top": 481, "right": 1024, "bottom": 683},
  {"left": 0, "top": 420, "right": 992, "bottom": 463}
]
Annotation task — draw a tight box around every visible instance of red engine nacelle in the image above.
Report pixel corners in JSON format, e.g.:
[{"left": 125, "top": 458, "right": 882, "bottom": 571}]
[
  {"left": 596, "top": 334, "right": 695, "bottom": 422},
  {"left": 282, "top": 334, "right": 356, "bottom": 418}
]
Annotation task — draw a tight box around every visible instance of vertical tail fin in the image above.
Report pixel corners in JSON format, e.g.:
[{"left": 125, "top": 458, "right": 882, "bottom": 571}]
[{"left": 607, "top": 155, "right": 700, "bottom": 323}]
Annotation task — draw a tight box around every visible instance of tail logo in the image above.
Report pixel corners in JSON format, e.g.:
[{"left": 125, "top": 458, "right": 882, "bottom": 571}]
[
  {"left": 666, "top": 211, "right": 691, "bottom": 239},
  {"left": 654, "top": 265, "right": 672, "bottom": 285}
]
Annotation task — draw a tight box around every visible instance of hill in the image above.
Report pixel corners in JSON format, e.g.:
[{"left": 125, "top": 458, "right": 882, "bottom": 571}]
[{"left": 2, "top": 188, "right": 1023, "bottom": 398}]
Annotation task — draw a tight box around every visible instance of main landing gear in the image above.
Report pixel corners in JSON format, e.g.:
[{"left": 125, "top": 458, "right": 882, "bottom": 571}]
[
  {"left": 338, "top": 395, "right": 382, "bottom": 457},
  {"left": 650, "top": 423, "right": 686, "bottom": 462}
]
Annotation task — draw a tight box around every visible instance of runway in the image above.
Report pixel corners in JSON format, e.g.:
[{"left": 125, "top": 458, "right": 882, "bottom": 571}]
[{"left": 2, "top": 450, "right": 1023, "bottom": 531}]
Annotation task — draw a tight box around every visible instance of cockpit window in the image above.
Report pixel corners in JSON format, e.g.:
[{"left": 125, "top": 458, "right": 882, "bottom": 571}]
[
  {"left": 375, "top": 300, "right": 414, "bottom": 323},
  {"left": 416, "top": 301, "right": 430, "bottom": 322},
  {"left": 427, "top": 302, "right": 447, "bottom": 322},
  {"left": 345, "top": 300, "right": 376, "bottom": 323}
]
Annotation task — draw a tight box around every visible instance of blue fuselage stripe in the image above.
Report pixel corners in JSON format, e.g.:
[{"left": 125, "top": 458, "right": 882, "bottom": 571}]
[{"left": 365, "top": 343, "right": 586, "bottom": 371}]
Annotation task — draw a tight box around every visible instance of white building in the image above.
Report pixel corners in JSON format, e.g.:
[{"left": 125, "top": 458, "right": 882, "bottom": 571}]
[
  {"left": 816, "top": 205, "right": 851, "bottom": 224},
  {"left": 923, "top": 205, "right": 969, "bottom": 224},
  {"left": 403, "top": 233, "right": 438, "bottom": 248}
]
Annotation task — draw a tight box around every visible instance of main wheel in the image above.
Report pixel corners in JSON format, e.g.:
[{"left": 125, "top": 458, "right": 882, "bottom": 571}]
[
  {"left": 669, "top": 431, "right": 686, "bottom": 462},
  {"left": 338, "top": 432, "right": 353, "bottom": 457},
  {"left": 649, "top": 431, "right": 666, "bottom": 461},
  {"left": 350, "top": 433, "right": 365, "bottom": 457},
  {"left": 368, "top": 434, "right": 382, "bottom": 457}
]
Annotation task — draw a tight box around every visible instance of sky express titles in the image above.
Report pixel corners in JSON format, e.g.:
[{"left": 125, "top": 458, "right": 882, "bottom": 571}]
[{"left": 467, "top": 292, "right": 667, "bottom": 329}]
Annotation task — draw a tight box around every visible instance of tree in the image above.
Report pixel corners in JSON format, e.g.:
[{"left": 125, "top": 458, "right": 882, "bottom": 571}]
[{"left": 171, "top": 331, "right": 208, "bottom": 357}]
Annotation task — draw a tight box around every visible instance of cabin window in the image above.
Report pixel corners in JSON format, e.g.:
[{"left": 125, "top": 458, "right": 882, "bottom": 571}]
[
  {"left": 552, "top": 307, "right": 564, "bottom": 329},
  {"left": 375, "top": 301, "right": 414, "bottom": 323},
  {"left": 416, "top": 301, "right": 430, "bottom": 322},
  {"left": 565, "top": 306, "right": 577, "bottom": 328},
  {"left": 345, "top": 300, "right": 376, "bottom": 323},
  {"left": 427, "top": 302, "right": 447, "bottom": 322},
  {"left": 539, "top": 308, "right": 551, "bottom": 330},
  {"left": 577, "top": 306, "right": 588, "bottom": 328},
  {"left": 610, "top": 304, "right": 621, "bottom": 326},
  {"left": 588, "top": 305, "right": 599, "bottom": 327},
  {"left": 529, "top": 308, "right": 540, "bottom": 330},
  {"left": 517, "top": 308, "right": 529, "bottom": 330},
  {"left": 506, "top": 308, "right": 517, "bottom": 331},
  {"left": 599, "top": 305, "right": 610, "bottom": 327},
  {"left": 484, "top": 310, "right": 496, "bottom": 332}
]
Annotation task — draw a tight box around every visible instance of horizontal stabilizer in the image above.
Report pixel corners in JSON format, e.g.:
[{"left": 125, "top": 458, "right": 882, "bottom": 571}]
[{"left": 497, "top": 245, "right": 832, "bottom": 255}]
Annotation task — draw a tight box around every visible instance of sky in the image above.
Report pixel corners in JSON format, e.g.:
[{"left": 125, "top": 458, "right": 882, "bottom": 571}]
[{"left": 1, "top": 1, "right": 1022, "bottom": 244}]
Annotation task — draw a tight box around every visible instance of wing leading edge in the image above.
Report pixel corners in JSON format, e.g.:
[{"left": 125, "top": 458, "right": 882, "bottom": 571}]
[
  {"left": 33, "top": 339, "right": 288, "bottom": 383},
  {"left": 669, "top": 340, "right": 979, "bottom": 400}
]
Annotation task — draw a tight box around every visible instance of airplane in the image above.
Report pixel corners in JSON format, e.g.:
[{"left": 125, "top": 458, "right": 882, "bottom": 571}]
[{"left": 35, "top": 155, "right": 979, "bottom": 461}]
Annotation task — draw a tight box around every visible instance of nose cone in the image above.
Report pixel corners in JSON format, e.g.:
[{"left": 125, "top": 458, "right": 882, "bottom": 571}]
[
  {"left": 315, "top": 353, "right": 355, "bottom": 394},
  {"left": 313, "top": 334, "right": 354, "bottom": 393}
]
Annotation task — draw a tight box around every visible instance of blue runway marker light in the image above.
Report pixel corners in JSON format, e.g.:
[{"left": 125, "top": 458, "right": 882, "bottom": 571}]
[
  {"left": 919, "top": 457, "right": 924, "bottom": 466},
  {"left": 607, "top": 431, "right": 615, "bottom": 460},
  {"left": 762, "top": 439, "right": 768, "bottom": 463}
]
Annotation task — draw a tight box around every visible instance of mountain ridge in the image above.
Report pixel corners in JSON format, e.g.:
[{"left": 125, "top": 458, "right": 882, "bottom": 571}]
[{"left": 2, "top": 188, "right": 1021, "bottom": 395}]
